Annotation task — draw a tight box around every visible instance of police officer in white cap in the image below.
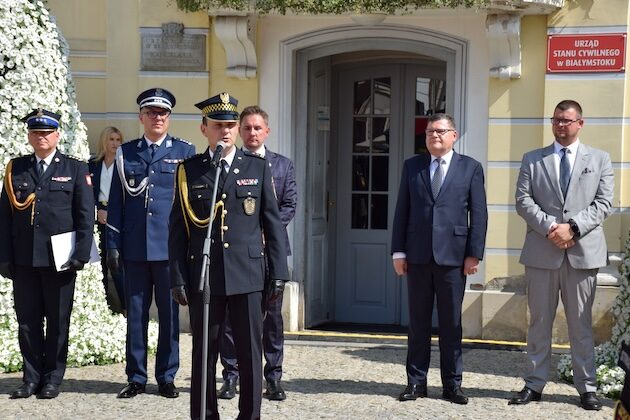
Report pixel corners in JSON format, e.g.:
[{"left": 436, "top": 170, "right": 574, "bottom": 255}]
[{"left": 107, "top": 88, "right": 195, "bottom": 399}]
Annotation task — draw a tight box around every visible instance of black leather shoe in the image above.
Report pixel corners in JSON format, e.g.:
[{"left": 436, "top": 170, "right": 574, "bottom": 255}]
[
  {"left": 508, "top": 386, "right": 542, "bottom": 405},
  {"left": 117, "top": 382, "right": 146, "bottom": 398},
  {"left": 158, "top": 382, "right": 179, "bottom": 398},
  {"left": 37, "top": 383, "right": 60, "bottom": 399},
  {"left": 442, "top": 386, "right": 469, "bottom": 405},
  {"left": 580, "top": 392, "right": 602, "bottom": 411},
  {"left": 10, "top": 382, "right": 39, "bottom": 399},
  {"left": 264, "top": 380, "right": 287, "bottom": 401},
  {"left": 218, "top": 378, "right": 237, "bottom": 400},
  {"left": 398, "top": 384, "right": 427, "bottom": 401}
]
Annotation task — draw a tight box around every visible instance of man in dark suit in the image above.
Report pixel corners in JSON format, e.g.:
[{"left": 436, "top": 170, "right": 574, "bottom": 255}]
[
  {"left": 106, "top": 88, "right": 196, "bottom": 399},
  {"left": 391, "top": 113, "right": 487, "bottom": 405},
  {"left": 169, "top": 93, "right": 289, "bottom": 420},
  {"left": 0, "top": 109, "right": 95, "bottom": 399},
  {"left": 218, "top": 105, "right": 297, "bottom": 401}
]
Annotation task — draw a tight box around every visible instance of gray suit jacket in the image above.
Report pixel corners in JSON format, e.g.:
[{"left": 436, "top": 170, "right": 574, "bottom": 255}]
[{"left": 515, "top": 142, "right": 614, "bottom": 270}]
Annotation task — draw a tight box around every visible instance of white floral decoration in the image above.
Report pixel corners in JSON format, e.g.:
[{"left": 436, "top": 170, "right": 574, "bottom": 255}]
[
  {"left": 0, "top": 0, "right": 158, "bottom": 373},
  {"left": 558, "top": 234, "right": 630, "bottom": 398}
]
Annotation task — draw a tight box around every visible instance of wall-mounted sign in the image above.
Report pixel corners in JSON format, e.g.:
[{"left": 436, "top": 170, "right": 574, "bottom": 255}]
[
  {"left": 141, "top": 23, "right": 206, "bottom": 72},
  {"left": 547, "top": 33, "right": 626, "bottom": 73}
]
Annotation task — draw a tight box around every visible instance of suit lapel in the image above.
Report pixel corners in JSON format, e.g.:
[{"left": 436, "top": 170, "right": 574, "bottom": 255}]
[
  {"left": 567, "top": 143, "right": 589, "bottom": 198},
  {"left": 28, "top": 155, "right": 40, "bottom": 183},
  {"left": 417, "top": 154, "right": 433, "bottom": 199},
  {"left": 152, "top": 135, "right": 171, "bottom": 163},
  {"left": 224, "top": 148, "right": 245, "bottom": 189},
  {"left": 438, "top": 152, "right": 459, "bottom": 198},
  {"left": 541, "top": 145, "right": 564, "bottom": 202},
  {"left": 136, "top": 139, "right": 152, "bottom": 164}
]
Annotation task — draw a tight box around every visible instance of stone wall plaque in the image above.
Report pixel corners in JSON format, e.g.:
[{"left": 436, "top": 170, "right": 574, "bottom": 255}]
[{"left": 141, "top": 23, "right": 206, "bottom": 72}]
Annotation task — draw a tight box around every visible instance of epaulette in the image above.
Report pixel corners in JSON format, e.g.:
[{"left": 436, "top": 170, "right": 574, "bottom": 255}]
[
  {"left": 184, "top": 153, "right": 206, "bottom": 162},
  {"left": 64, "top": 154, "right": 84, "bottom": 161},
  {"left": 243, "top": 150, "right": 266, "bottom": 159},
  {"left": 172, "top": 137, "right": 193, "bottom": 145}
]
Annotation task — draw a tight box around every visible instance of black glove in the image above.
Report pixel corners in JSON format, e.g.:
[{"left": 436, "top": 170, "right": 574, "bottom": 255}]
[
  {"left": 267, "top": 279, "right": 285, "bottom": 303},
  {"left": 107, "top": 249, "right": 121, "bottom": 276},
  {"left": 0, "top": 262, "right": 14, "bottom": 279},
  {"left": 171, "top": 285, "right": 188, "bottom": 306},
  {"left": 60, "top": 258, "right": 84, "bottom": 272}
]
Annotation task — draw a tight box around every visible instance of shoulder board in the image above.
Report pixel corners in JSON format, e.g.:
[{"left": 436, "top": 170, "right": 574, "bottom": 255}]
[
  {"left": 63, "top": 154, "right": 84, "bottom": 161},
  {"left": 171, "top": 137, "right": 193, "bottom": 145},
  {"left": 185, "top": 153, "right": 206, "bottom": 162},
  {"left": 243, "top": 150, "right": 265, "bottom": 159}
]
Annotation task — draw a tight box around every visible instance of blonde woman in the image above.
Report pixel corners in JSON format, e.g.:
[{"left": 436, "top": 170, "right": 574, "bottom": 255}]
[{"left": 89, "top": 126, "right": 125, "bottom": 313}]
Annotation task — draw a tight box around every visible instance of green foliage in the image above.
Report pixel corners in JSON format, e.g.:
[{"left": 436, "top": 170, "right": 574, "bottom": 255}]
[{"left": 175, "top": 0, "right": 489, "bottom": 14}]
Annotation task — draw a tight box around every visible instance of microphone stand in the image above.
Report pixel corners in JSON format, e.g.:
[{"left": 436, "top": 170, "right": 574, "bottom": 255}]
[{"left": 197, "top": 153, "right": 223, "bottom": 420}]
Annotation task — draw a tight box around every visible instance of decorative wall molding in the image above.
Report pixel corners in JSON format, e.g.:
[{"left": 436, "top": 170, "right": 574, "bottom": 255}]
[
  {"left": 214, "top": 15, "right": 257, "bottom": 79},
  {"left": 487, "top": 14, "right": 522, "bottom": 79}
]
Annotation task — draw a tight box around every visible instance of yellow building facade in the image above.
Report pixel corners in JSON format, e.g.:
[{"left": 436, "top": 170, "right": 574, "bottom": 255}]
[{"left": 47, "top": 0, "right": 629, "bottom": 341}]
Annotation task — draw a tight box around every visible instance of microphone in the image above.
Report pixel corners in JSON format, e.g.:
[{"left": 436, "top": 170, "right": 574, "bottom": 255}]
[{"left": 211, "top": 141, "right": 227, "bottom": 167}]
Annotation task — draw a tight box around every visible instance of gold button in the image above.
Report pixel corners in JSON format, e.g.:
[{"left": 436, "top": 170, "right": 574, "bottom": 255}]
[
  {"left": 222, "top": 225, "right": 229, "bottom": 231},
  {"left": 221, "top": 193, "right": 227, "bottom": 199},
  {"left": 223, "top": 242, "right": 230, "bottom": 249},
  {"left": 223, "top": 210, "right": 228, "bottom": 215}
]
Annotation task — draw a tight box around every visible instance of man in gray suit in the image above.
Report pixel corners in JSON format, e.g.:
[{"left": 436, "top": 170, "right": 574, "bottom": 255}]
[{"left": 509, "top": 100, "right": 614, "bottom": 411}]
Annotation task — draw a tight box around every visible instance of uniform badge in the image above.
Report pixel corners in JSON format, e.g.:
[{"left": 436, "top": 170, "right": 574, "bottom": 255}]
[
  {"left": 85, "top": 174, "right": 92, "bottom": 186},
  {"left": 233, "top": 168, "right": 240, "bottom": 174},
  {"left": 243, "top": 197, "right": 256, "bottom": 215},
  {"left": 129, "top": 178, "right": 135, "bottom": 187},
  {"left": 220, "top": 92, "right": 230, "bottom": 104}
]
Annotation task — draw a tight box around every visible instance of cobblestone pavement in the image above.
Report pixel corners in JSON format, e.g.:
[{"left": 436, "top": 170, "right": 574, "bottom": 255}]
[{"left": 0, "top": 334, "right": 615, "bottom": 419}]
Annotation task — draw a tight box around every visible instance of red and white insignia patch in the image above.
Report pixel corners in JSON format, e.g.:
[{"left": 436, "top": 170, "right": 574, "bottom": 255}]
[{"left": 85, "top": 174, "right": 93, "bottom": 186}]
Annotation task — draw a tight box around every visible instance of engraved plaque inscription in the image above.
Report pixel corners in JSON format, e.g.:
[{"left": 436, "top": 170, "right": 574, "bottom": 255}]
[{"left": 141, "top": 23, "right": 206, "bottom": 72}]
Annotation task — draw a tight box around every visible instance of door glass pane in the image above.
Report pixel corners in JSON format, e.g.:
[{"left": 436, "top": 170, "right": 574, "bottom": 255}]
[
  {"left": 371, "top": 156, "right": 388, "bottom": 192},
  {"left": 353, "top": 117, "right": 369, "bottom": 153},
  {"left": 352, "top": 156, "right": 369, "bottom": 191},
  {"left": 354, "top": 80, "right": 371, "bottom": 114},
  {"left": 371, "top": 194, "right": 388, "bottom": 230},
  {"left": 372, "top": 117, "right": 389, "bottom": 153},
  {"left": 352, "top": 194, "right": 369, "bottom": 229},
  {"left": 414, "top": 77, "right": 446, "bottom": 154},
  {"left": 373, "top": 78, "right": 391, "bottom": 115}
]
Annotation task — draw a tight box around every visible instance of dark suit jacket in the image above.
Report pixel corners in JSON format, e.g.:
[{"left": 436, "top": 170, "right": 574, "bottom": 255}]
[
  {"left": 169, "top": 148, "right": 289, "bottom": 296},
  {"left": 265, "top": 148, "right": 297, "bottom": 256},
  {"left": 0, "top": 151, "right": 95, "bottom": 267},
  {"left": 391, "top": 152, "right": 487, "bottom": 266},
  {"left": 88, "top": 158, "right": 105, "bottom": 210},
  {"left": 106, "top": 135, "right": 195, "bottom": 261}
]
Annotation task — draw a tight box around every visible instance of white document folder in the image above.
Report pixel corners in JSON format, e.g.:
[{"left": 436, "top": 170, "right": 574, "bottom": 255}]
[{"left": 50, "top": 231, "right": 100, "bottom": 272}]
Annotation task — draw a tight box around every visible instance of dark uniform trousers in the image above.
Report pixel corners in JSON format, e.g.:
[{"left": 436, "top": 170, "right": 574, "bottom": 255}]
[
  {"left": 169, "top": 148, "right": 289, "bottom": 420},
  {"left": 0, "top": 151, "right": 94, "bottom": 387}
]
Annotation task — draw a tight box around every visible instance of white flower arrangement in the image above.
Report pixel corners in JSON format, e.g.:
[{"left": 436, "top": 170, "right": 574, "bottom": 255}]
[
  {"left": 558, "top": 234, "right": 630, "bottom": 398},
  {"left": 0, "top": 0, "right": 158, "bottom": 373}
]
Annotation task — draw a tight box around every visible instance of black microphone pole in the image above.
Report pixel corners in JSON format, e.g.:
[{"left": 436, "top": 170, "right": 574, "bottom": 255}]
[{"left": 198, "top": 141, "right": 225, "bottom": 420}]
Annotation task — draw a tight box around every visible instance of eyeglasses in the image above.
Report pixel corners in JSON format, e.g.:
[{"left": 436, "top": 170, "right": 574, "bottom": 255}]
[
  {"left": 425, "top": 129, "right": 455, "bottom": 136},
  {"left": 142, "top": 110, "right": 171, "bottom": 118},
  {"left": 550, "top": 118, "right": 580, "bottom": 126}
]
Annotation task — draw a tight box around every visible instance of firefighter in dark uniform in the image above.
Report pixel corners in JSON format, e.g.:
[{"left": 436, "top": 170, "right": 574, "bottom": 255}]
[
  {"left": 169, "top": 93, "right": 289, "bottom": 420},
  {"left": 106, "top": 88, "right": 196, "bottom": 399},
  {"left": 0, "top": 109, "right": 95, "bottom": 399}
]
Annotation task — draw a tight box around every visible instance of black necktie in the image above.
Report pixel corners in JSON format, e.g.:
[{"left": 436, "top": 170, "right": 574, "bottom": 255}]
[
  {"left": 37, "top": 160, "right": 45, "bottom": 177},
  {"left": 431, "top": 158, "right": 443, "bottom": 198},
  {"left": 150, "top": 143, "right": 157, "bottom": 159},
  {"left": 560, "top": 148, "right": 570, "bottom": 197},
  {"left": 218, "top": 159, "right": 227, "bottom": 192}
]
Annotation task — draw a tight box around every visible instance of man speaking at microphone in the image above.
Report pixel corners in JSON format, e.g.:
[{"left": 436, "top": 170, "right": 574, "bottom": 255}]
[{"left": 168, "top": 93, "right": 289, "bottom": 420}]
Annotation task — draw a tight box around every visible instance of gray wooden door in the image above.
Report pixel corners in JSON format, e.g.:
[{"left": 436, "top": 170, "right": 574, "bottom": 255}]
[{"left": 333, "top": 62, "right": 448, "bottom": 325}]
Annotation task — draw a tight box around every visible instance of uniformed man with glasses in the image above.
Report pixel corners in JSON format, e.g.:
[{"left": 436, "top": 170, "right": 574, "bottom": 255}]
[{"left": 106, "top": 88, "right": 196, "bottom": 399}]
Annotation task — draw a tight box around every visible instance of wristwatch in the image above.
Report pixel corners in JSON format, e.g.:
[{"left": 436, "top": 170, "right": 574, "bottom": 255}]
[{"left": 568, "top": 219, "right": 580, "bottom": 238}]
